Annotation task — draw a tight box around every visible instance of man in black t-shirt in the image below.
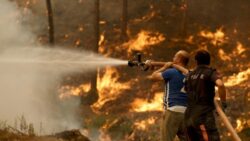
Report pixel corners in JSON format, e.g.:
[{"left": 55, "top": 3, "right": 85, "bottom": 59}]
[{"left": 184, "top": 50, "right": 227, "bottom": 141}]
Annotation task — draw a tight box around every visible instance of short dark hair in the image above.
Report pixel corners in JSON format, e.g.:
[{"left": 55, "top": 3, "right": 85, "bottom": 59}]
[{"left": 195, "top": 50, "right": 210, "bottom": 65}]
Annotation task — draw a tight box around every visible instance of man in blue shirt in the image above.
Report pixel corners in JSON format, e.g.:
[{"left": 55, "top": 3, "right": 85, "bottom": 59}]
[{"left": 147, "top": 50, "right": 189, "bottom": 141}]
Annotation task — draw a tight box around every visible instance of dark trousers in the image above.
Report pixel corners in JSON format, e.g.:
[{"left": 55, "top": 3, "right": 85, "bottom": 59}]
[{"left": 185, "top": 112, "right": 220, "bottom": 141}]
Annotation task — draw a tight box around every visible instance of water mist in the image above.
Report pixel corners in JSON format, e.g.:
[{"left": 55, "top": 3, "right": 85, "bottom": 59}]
[{"left": 0, "top": 0, "right": 126, "bottom": 134}]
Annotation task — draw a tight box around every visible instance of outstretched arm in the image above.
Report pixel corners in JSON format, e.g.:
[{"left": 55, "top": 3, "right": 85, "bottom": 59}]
[
  {"left": 172, "top": 64, "right": 189, "bottom": 75},
  {"left": 148, "top": 62, "right": 172, "bottom": 80}
]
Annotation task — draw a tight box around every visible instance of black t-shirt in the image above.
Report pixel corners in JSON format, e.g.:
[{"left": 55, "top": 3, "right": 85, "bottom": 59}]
[{"left": 184, "top": 66, "right": 220, "bottom": 125}]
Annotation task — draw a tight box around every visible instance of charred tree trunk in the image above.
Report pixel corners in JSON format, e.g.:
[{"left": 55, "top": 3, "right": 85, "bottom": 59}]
[
  {"left": 46, "top": 0, "right": 54, "bottom": 45},
  {"left": 82, "top": 0, "right": 100, "bottom": 105},
  {"left": 120, "top": 0, "right": 129, "bottom": 41},
  {"left": 180, "top": 0, "right": 188, "bottom": 38}
]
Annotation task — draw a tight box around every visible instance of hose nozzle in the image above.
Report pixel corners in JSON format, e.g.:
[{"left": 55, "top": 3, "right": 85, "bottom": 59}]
[{"left": 128, "top": 53, "right": 149, "bottom": 71}]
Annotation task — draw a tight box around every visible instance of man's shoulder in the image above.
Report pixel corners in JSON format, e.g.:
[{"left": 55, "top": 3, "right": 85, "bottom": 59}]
[{"left": 165, "top": 68, "right": 178, "bottom": 73}]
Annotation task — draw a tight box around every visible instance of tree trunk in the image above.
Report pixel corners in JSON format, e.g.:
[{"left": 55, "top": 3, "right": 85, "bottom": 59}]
[
  {"left": 180, "top": 0, "right": 188, "bottom": 38},
  {"left": 121, "top": 0, "right": 128, "bottom": 41},
  {"left": 82, "top": 0, "right": 99, "bottom": 105},
  {"left": 46, "top": 0, "right": 54, "bottom": 45}
]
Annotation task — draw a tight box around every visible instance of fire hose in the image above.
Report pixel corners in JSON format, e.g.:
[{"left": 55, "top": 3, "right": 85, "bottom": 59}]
[
  {"left": 128, "top": 53, "right": 242, "bottom": 140},
  {"left": 214, "top": 99, "right": 241, "bottom": 141}
]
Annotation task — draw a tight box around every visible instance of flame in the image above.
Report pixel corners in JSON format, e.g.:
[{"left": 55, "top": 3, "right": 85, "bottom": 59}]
[
  {"left": 185, "top": 35, "right": 194, "bottom": 44},
  {"left": 59, "top": 83, "right": 91, "bottom": 99},
  {"left": 92, "top": 67, "right": 131, "bottom": 109},
  {"left": 218, "top": 49, "right": 231, "bottom": 61},
  {"left": 134, "top": 117, "right": 156, "bottom": 130},
  {"left": 130, "top": 92, "right": 163, "bottom": 112},
  {"left": 78, "top": 25, "right": 84, "bottom": 32},
  {"left": 125, "top": 31, "right": 165, "bottom": 53},
  {"left": 235, "top": 42, "right": 246, "bottom": 55},
  {"left": 235, "top": 118, "right": 246, "bottom": 132},
  {"left": 75, "top": 39, "right": 81, "bottom": 46},
  {"left": 199, "top": 28, "right": 227, "bottom": 46},
  {"left": 99, "top": 21, "right": 107, "bottom": 25},
  {"left": 132, "top": 11, "right": 156, "bottom": 23},
  {"left": 99, "top": 33, "right": 105, "bottom": 46},
  {"left": 225, "top": 68, "right": 250, "bottom": 87}
]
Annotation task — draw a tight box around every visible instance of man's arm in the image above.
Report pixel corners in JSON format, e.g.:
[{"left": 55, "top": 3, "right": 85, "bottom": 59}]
[
  {"left": 148, "top": 62, "right": 172, "bottom": 80},
  {"left": 172, "top": 64, "right": 189, "bottom": 75},
  {"left": 215, "top": 79, "right": 226, "bottom": 101}
]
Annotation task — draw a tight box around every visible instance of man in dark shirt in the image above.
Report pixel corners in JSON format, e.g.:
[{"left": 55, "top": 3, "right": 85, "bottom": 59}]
[{"left": 184, "top": 50, "right": 227, "bottom": 141}]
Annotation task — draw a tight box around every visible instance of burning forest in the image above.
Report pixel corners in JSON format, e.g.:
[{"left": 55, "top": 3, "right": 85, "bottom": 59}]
[{"left": 0, "top": 0, "right": 249, "bottom": 141}]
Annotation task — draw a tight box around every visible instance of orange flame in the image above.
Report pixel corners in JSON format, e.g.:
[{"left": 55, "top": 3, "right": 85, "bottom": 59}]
[
  {"left": 234, "top": 42, "right": 246, "bottom": 55},
  {"left": 218, "top": 49, "right": 231, "bottom": 61},
  {"left": 235, "top": 118, "right": 246, "bottom": 132},
  {"left": 124, "top": 30, "right": 165, "bottom": 53},
  {"left": 130, "top": 92, "right": 163, "bottom": 112},
  {"left": 92, "top": 67, "right": 132, "bottom": 109},
  {"left": 199, "top": 28, "right": 227, "bottom": 46},
  {"left": 99, "top": 33, "right": 105, "bottom": 46},
  {"left": 75, "top": 39, "right": 81, "bottom": 46},
  {"left": 225, "top": 68, "right": 250, "bottom": 87},
  {"left": 134, "top": 117, "right": 156, "bottom": 130},
  {"left": 59, "top": 83, "right": 91, "bottom": 99}
]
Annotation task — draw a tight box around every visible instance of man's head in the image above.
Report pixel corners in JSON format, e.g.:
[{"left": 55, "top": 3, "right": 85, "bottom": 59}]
[
  {"left": 173, "top": 50, "right": 189, "bottom": 66},
  {"left": 195, "top": 49, "right": 210, "bottom": 65}
]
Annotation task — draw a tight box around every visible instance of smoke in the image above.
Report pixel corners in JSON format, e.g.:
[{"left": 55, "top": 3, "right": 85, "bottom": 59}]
[{"left": 0, "top": 0, "right": 126, "bottom": 135}]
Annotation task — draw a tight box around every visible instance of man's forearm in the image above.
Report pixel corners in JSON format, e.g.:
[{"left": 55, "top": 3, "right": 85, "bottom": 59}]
[
  {"left": 172, "top": 64, "right": 188, "bottom": 75},
  {"left": 218, "top": 85, "right": 226, "bottom": 101},
  {"left": 154, "top": 62, "right": 172, "bottom": 73},
  {"left": 149, "top": 62, "right": 172, "bottom": 80}
]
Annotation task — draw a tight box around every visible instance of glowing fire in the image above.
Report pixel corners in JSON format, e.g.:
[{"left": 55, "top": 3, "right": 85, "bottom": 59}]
[
  {"left": 124, "top": 30, "right": 165, "bottom": 53},
  {"left": 98, "top": 33, "right": 105, "bottom": 49},
  {"left": 134, "top": 117, "right": 156, "bottom": 130},
  {"left": 59, "top": 83, "right": 91, "bottom": 99},
  {"left": 132, "top": 11, "right": 156, "bottom": 23},
  {"left": 130, "top": 92, "right": 163, "bottom": 112},
  {"left": 235, "top": 118, "right": 246, "bottom": 132},
  {"left": 92, "top": 67, "right": 132, "bottom": 109},
  {"left": 199, "top": 28, "right": 227, "bottom": 46},
  {"left": 234, "top": 42, "right": 246, "bottom": 55},
  {"left": 224, "top": 68, "right": 250, "bottom": 87},
  {"left": 74, "top": 39, "right": 81, "bottom": 46},
  {"left": 218, "top": 49, "right": 231, "bottom": 61}
]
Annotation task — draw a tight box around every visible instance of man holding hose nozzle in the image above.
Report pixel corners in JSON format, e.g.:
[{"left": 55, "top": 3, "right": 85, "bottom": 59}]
[{"left": 146, "top": 50, "right": 190, "bottom": 141}]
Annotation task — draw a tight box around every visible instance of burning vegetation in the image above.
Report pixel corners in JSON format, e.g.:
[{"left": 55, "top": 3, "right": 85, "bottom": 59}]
[{"left": 1, "top": 0, "right": 250, "bottom": 141}]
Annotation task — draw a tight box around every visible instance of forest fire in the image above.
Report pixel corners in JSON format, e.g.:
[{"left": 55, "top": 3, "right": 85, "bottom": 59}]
[
  {"left": 225, "top": 68, "right": 250, "bottom": 87},
  {"left": 130, "top": 92, "right": 163, "bottom": 112},
  {"left": 59, "top": 83, "right": 91, "bottom": 99},
  {"left": 3, "top": 0, "right": 250, "bottom": 141},
  {"left": 124, "top": 30, "right": 165, "bottom": 53},
  {"left": 199, "top": 28, "right": 227, "bottom": 46},
  {"left": 236, "top": 118, "right": 246, "bottom": 132},
  {"left": 134, "top": 117, "right": 156, "bottom": 130},
  {"left": 92, "top": 67, "right": 132, "bottom": 109}
]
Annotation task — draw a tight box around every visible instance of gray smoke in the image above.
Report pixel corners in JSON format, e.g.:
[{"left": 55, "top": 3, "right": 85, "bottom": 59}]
[{"left": 0, "top": 0, "right": 126, "bottom": 135}]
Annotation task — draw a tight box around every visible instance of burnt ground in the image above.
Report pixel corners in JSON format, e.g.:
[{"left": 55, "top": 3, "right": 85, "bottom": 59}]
[{"left": 0, "top": 129, "right": 90, "bottom": 141}]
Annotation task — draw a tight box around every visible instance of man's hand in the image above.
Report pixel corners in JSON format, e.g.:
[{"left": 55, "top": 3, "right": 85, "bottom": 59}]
[
  {"left": 145, "top": 60, "right": 153, "bottom": 67},
  {"left": 221, "top": 101, "right": 227, "bottom": 112},
  {"left": 163, "top": 62, "right": 173, "bottom": 68}
]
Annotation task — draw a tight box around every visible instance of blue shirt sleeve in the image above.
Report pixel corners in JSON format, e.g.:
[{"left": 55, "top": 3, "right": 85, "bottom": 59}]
[{"left": 161, "top": 69, "right": 174, "bottom": 81}]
